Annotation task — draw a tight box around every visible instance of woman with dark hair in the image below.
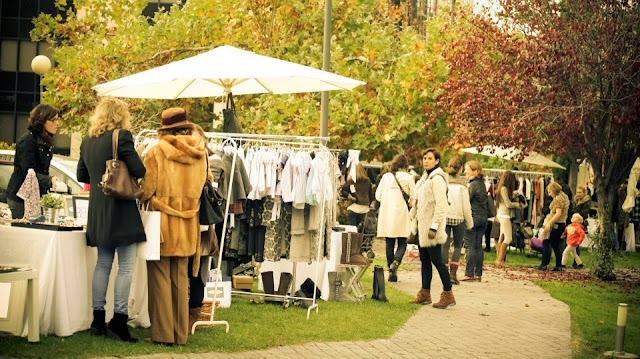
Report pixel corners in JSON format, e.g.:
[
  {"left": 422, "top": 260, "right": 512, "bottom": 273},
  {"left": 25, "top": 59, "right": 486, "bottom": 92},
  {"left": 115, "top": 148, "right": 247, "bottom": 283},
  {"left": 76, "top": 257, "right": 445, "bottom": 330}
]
[
  {"left": 376, "top": 154, "right": 415, "bottom": 282},
  {"left": 537, "top": 181, "right": 570, "bottom": 270},
  {"left": 141, "top": 107, "right": 208, "bottom": 345},
  {"left": 461, "top": 160, "right": 489, "bottom": 281},
  {"left": 494, "top": 170, "right": 526, "bottom": 266},
  {"left": 77, "top": 97, "right": 146, "bottom": 342},
  {"left": 6, "top": 103, "right": 60, "bottom": 218},
  {"left": 442, "top": 156, "right": 473, "bottom": 284},
  {"left": 409, "top": 148, "right": 455, "bottom": 308}
]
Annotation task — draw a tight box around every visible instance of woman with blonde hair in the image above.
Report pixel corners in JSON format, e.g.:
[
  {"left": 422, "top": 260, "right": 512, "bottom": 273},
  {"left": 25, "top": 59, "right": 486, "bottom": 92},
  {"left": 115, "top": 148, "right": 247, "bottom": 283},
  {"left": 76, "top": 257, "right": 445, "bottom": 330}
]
[
  {"left": 340, "top": 162, "right": 374, "bottom": 230},
  {"left": 77, "top": 97, "right": 146, "bottom": 342},
  {"left": 442, "top": 156, "right": 473, "bottom": 284},
  {"left": 461, "top": 160, "right": 489, "bottom": 281},
  {"left": 494, "top": 170, "right": 527, "bottom": 266},
  {"left": 537, "top": 181, "right": 570, "bottom": 271}
]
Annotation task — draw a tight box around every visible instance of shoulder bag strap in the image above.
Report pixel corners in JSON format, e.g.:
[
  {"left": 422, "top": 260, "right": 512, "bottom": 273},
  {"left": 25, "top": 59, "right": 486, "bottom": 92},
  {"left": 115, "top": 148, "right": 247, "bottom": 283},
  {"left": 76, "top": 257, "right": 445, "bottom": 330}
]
[
  {"left": 393, "top": 173, "right": 409, "bottom": 198},
  {"left": 112, "top": 129, "right": 120, "bottom": 161}
]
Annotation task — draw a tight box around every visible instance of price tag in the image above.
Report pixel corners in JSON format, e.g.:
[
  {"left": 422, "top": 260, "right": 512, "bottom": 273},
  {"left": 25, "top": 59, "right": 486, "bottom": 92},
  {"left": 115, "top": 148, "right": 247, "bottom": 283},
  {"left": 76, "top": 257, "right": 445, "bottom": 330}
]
[
  {"left": 350, "top": 184, "right": 356, "bottom": 193},
  {"left": 212, "top": 182, "right": 219, "bottom": 189}
]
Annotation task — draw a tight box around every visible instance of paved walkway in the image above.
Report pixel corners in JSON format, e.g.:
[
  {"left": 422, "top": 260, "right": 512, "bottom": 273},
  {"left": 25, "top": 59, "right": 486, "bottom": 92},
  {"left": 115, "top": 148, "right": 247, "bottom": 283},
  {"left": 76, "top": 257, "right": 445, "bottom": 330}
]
[{"left": 102, "top": 242, "right": 572, "bottom": 359}]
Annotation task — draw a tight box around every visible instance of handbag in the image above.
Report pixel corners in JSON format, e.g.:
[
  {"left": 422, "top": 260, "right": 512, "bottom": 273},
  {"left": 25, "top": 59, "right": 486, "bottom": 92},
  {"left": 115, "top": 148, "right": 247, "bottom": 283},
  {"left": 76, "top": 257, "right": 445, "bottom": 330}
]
[
  {"left": 486, "top": 195, "right": 496, "bottom": 218},
  {"left": 407, "top": 232, "right": 418, "bottom": 245},
  {"left": 222, "top": 93, "right": 243, "bottom": 133},
  {"left": 200, "top": 225, "right": 220, "bottom": 256},
  {"left": 100, "top": 129, "right": 143, "bottom": 200},
  {"left": 137, "top": 204, "right": 160, "bottom": 260},
  {"left": 393, "top": 174, "right": 411, "bottom": 210},
  {"left": 199, "top": 156, "right": 225, "bottom": 225}
]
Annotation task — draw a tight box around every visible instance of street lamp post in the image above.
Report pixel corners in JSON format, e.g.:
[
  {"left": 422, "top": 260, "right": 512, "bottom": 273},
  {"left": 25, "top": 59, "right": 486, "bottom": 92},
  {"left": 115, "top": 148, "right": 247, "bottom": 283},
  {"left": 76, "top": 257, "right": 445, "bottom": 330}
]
[{"left": 31, "top": 55, "right": 52, "bottom": 103}]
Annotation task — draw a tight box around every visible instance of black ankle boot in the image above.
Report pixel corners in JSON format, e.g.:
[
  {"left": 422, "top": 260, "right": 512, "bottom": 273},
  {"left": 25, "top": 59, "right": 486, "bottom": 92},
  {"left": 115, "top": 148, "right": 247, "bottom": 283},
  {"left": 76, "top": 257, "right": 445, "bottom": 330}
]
[
  {"left": 107, "top": 312, "right": 137, "bottom": 343},
  {"left": 90, "top": 310, "right": 107, "bottom": 336}
]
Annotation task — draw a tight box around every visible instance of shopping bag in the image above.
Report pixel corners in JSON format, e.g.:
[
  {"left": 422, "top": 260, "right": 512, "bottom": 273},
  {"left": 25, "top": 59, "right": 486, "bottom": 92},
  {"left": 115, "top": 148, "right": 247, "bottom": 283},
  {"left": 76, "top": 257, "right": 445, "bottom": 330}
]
[
  {"left": 137, "top": 208, "right": 161, "bottom": 260},
  {"left": 204, "top": 278, "right": 231, "bottom": 308},
  {"left": 625, "top": 223, "right": 636, "bottom": 252}
]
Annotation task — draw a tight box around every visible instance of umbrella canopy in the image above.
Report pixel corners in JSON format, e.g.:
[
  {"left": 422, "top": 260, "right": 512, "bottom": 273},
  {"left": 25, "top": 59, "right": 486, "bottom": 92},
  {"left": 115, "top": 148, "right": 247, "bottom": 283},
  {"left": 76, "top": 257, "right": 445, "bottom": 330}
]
[
  {"left": 93, "top": 45, "right": 365, "bottom": 99},
  {"left": 461, "top": 146, "right": 566, "bottom": 169},
  {"left": 622, "top": 157, "right": 640, "bottom": 212}
]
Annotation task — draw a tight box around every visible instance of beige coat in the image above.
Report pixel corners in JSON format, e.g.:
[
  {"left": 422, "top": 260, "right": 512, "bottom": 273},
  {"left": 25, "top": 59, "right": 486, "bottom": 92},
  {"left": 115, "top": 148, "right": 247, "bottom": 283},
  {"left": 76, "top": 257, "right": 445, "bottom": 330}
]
[
  {"left": 411, "top": 167, "right": 449, "bottom": 248},
  {"left": 375, "top": 171, "right": 415, "bottom": 238},
  {"left": 141, "top": 135, "right": 207, "bottom": 275}
]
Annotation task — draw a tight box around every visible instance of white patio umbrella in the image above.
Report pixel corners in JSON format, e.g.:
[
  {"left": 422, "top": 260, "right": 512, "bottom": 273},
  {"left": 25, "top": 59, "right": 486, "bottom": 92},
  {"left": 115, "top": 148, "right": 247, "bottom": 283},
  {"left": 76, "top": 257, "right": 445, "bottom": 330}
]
[
  {"left": 92, "top": 45, "right": 365, "bottom": 99},
  {"left": 461, "top": 146, "right": 566, "bottom": 169}
]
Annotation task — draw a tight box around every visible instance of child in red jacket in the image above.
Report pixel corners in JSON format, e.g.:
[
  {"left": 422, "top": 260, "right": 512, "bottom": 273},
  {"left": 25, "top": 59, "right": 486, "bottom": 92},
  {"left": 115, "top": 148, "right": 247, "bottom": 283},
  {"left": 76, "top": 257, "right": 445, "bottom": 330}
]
[{"left": 561, "top": 213, "right": 586, "bottom": 269}]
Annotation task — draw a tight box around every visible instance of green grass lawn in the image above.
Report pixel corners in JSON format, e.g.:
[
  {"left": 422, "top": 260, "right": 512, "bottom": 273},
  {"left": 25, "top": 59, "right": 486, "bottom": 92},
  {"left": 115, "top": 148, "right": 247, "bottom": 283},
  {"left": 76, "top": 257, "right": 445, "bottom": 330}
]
[{"left": 0, "top": 261, "right": 418, "bottom": 358}]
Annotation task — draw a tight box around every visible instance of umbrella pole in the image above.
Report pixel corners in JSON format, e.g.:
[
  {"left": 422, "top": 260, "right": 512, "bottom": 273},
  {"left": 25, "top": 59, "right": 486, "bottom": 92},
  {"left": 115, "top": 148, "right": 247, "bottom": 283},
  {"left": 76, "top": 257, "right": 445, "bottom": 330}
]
[{"left": 320, "top": 0, "right": 332, "bottom": 139}]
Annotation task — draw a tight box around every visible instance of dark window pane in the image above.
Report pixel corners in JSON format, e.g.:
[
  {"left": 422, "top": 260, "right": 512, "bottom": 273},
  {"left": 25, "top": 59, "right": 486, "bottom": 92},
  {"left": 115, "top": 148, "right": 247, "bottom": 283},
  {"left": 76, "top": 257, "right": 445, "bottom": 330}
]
[
  {"left": 17, "top": 72, "right": 37, "bottom": 92},
  {"left": 142, "top": 4, "right": 160, "bottom": 18},
  {"left": 0, "top": 71, "right": 17, "bottom": 91},
  {"left": 16, "top": 92, "right": 37, "bottom": 111},
  {"left": 0, "top": 92, "right": 16, "bottom": 111},
  {"left": 19, "top": 19, "right": 34, "bottom": 39},
  {"left": 21, "top": 0, "right": 38, "bottom": 18},
  {"left": 1, "top": 0, "right": 20, "bottom": 17},
  {"left": 1, "top": 18, "right": 20, "bottom": 38}
]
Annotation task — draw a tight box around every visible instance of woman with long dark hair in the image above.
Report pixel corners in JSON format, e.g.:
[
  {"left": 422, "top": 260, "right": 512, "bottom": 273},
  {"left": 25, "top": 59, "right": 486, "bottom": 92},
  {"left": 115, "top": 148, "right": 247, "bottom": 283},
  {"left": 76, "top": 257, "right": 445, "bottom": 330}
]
[
  {"left": 494, "top": 170, "right": 526, "bottom": 266},
  {"left": 7, "top": 104, "right": 60, "bottom": 218},
  {"left": 409, "top": 148, "right": 455, "bottom": 308}
]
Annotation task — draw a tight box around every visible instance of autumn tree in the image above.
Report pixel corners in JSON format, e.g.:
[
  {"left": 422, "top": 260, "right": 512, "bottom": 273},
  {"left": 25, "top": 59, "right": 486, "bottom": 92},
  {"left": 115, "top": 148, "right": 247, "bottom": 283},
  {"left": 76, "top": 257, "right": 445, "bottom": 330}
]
[
  {"left": 31, "top": 0, "right": 459, "bottom": 162},
  {"left": 436, "top": 0, "right": 640, "bottom": 279}
]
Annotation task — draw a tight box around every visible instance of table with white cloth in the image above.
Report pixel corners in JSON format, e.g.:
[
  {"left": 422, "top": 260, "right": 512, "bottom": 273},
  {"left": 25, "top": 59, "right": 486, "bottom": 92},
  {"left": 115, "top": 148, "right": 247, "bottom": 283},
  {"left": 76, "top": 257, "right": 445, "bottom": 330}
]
[
  {"left": 259, "top": 226, "right": 363, "bottom": 301},
  {"left": 0, "top": 225, "right": 149, "bottom": 337}
]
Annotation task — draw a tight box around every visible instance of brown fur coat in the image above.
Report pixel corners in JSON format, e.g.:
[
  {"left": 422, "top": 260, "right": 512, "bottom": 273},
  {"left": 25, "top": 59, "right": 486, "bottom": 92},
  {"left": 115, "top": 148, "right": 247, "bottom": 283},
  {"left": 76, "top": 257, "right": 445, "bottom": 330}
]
[{"left": 141, "top": 134, "right": 207, "bottom": 275}]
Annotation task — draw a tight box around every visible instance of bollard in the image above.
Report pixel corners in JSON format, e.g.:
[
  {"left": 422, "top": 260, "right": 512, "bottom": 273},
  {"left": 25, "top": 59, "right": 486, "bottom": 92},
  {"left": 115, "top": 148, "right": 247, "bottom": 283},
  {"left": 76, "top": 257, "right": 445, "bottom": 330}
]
[{"left": 604, "top": 303, "right": 637, "bottom": 358}]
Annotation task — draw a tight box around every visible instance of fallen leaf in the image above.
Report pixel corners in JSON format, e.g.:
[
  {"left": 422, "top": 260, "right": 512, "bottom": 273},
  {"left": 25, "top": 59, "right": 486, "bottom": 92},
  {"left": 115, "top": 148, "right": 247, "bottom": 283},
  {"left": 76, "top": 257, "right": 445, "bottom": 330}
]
[{"left": 525, "top": 303, "right": 530, "bottom": 307}]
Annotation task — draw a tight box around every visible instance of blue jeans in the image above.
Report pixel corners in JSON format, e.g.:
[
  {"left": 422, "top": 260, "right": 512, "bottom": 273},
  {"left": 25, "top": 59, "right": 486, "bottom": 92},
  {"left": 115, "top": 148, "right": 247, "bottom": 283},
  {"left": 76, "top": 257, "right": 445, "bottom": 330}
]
[
  {"left": 465, "top": 216, "right": 488, "bottom": 277},
  {"left": 92, "top": 244, "right": 137, "bottom": 315}
]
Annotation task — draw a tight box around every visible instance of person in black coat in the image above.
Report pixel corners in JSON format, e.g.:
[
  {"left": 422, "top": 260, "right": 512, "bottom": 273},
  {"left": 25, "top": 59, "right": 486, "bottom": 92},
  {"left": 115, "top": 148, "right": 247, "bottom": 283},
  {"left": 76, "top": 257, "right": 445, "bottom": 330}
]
[
  {"left": 77, "top": 97, "right": 145, "bottom": 343},
  {"left": 6, "top": 104, "right": 60, "bottom": 218}
]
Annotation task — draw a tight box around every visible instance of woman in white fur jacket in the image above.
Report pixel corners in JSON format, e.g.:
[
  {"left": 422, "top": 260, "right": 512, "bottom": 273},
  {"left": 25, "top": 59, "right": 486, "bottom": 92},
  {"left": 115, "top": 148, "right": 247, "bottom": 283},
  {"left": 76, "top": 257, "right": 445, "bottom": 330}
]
[
  {"left": 376, "top": 154, "right": 415, "bottom": 282},
  {"left": 408, "top": 148, "right": 455, "bottom": 309}
]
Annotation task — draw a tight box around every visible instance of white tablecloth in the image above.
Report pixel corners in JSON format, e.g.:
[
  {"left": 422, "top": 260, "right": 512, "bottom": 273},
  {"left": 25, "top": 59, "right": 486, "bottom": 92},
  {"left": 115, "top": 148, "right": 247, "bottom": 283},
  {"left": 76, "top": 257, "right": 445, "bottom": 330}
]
[
  {"left": 259, "top": 226, "right": 357, "bottom": 301},
  {"left": 0, "top": 225, "right": 149, "bottom": 337}
]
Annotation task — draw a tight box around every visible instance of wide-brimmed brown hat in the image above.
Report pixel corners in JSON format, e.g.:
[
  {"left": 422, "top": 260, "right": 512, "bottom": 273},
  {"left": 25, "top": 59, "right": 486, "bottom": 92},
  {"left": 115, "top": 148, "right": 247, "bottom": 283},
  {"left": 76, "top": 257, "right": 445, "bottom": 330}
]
[{"left": 159, "top": 107, "right": 193, "bottom": 130}]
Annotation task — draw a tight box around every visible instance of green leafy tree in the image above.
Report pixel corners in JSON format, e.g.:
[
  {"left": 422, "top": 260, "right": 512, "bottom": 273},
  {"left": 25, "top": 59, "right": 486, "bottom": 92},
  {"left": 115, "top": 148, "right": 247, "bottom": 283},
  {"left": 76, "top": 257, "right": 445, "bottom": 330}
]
[{"left": 32, "top": 0, "right": 458, "bottom": 162}]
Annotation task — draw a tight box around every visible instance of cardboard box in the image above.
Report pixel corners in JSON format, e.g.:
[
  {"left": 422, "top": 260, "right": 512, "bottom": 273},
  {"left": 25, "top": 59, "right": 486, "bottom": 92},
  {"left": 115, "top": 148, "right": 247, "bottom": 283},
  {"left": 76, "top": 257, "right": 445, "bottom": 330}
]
[{"left": 232, "top": 275, "right": 253, "bottom": 290}]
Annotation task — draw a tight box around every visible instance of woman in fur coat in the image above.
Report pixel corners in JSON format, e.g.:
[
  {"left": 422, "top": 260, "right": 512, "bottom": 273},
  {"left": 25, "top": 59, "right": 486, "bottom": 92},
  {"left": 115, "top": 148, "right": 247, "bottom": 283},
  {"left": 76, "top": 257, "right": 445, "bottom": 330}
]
[
  {"left": 141, "top": 108, "right": 207, "bottom": 345},
  {"left": 409, "top": 148, "right": 455, "bottom": 309}
]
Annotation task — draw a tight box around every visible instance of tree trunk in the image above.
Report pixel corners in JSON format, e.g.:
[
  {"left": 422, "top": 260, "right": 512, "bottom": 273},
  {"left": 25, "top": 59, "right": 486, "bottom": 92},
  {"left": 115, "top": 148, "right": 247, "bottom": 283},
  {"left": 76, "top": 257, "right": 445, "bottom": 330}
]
[{"left": 592, "top": 173, "right": 617, "bottom": 280}]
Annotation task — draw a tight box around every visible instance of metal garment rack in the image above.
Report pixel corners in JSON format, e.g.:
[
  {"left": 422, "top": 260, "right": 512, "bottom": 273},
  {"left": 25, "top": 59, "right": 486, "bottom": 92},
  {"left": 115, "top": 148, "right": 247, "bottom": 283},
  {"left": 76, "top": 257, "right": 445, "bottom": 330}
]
[
  {"left": 484, "top": 168, "right": 554, "bottom": 180},
  {"left": 207, "top": 132, "right": 332, "bottom": 321}
]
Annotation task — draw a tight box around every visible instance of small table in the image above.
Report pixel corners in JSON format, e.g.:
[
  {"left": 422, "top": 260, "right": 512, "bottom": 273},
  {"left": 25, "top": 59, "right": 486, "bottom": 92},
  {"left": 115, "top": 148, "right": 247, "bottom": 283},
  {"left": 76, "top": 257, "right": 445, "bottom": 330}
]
[
  {"left": 0, "top": 269, "right": 39, "bottom": 342},
  {"left": 339, "top": 263, "right": 369, "bottom": 301}
]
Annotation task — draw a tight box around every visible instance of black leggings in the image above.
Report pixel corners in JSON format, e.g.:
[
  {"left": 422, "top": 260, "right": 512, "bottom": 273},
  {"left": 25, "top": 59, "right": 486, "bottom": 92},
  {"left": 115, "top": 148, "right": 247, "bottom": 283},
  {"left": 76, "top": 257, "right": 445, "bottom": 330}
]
[{"left": 419, "top": 244, "right": 452, "bottom": 291}]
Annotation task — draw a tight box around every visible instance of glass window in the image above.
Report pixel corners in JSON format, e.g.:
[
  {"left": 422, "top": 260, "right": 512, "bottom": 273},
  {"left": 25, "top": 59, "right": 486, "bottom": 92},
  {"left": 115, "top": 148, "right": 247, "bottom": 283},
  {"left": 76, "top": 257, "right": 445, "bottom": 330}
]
[
  {"left": 0, "top": 92, "right": 16, "bottom": 111},
  {"left": 19, "top": 19, "right": 33, "bottom": 39},
  {"left": 1, "top": 0, "right": 20, "bottom": 17},
  {"left": 0, "top": 71, "right": 16, "bottom": 91},
  {"left": 17, "top": 72, "right": 37, "bottom": 92},
  {"left": 16, "top": 93, "right": 37, "bottom": 112},
  {"left": 0, "top": 41, "right": 18, "bottom": 71},
  {"left": 19, "top": 42, "right": 38, "bottom": 72},
  {"left": 0, "top": 19, "right": 19, "bottom": 39},
  {"left": 21, "top": 0, "right": 39, "bottom": 18}
]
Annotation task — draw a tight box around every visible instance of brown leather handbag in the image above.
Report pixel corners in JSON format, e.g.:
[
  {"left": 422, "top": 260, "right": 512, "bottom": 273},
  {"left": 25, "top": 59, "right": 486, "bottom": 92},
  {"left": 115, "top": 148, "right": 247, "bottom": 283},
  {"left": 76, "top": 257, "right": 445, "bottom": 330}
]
[{"left": 100, "top": 129, "right": 143, "bottom": 201}]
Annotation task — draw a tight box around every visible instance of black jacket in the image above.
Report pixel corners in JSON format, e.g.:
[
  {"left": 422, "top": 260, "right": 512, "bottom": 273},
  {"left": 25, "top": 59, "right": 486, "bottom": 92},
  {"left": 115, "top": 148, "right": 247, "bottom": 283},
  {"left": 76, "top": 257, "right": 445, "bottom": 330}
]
[
  {"left": 468, "top": 176, "right": 488, "bottom": 218},
  {"left": 7, "top": 131, "right": 53, "bottom": 202},
  {"left": 77, "top": 129, "right": 146, "bottom": 248}
]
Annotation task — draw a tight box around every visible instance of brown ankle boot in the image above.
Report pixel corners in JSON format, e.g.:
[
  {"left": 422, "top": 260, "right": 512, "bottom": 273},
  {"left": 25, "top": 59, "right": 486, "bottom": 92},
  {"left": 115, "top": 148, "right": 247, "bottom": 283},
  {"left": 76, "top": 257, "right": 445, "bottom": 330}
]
[
  {"left": 408, "top": 288, "right": 431, "bottom": 305},
  {"left": 432, "top": 290, "right": 456, "bottom": 309}
]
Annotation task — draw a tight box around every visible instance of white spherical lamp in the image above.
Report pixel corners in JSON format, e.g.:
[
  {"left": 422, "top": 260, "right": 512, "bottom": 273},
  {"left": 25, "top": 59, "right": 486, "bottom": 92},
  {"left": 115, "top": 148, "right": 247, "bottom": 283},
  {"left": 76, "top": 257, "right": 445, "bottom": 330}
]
[{"left": 31, "top": 55, "right": 52, "bottom": 75}]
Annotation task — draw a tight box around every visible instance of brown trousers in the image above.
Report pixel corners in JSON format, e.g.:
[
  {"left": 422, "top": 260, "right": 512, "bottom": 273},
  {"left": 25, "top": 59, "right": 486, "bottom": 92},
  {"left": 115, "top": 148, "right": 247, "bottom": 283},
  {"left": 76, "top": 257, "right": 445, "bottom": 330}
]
[{"left": 147, "top": 256, "right": 189, "bottom": 345}]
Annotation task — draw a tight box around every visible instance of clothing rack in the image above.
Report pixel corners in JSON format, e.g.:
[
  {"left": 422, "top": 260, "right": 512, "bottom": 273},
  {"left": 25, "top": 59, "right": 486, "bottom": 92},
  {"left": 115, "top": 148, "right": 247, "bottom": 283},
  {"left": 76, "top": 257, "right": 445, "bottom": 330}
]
[
  {"left": 484, "top": 168, "right": 554, "bottom": 180},
  {"left": 203, "top": 132, "right": 332, "bottom": 321}
]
